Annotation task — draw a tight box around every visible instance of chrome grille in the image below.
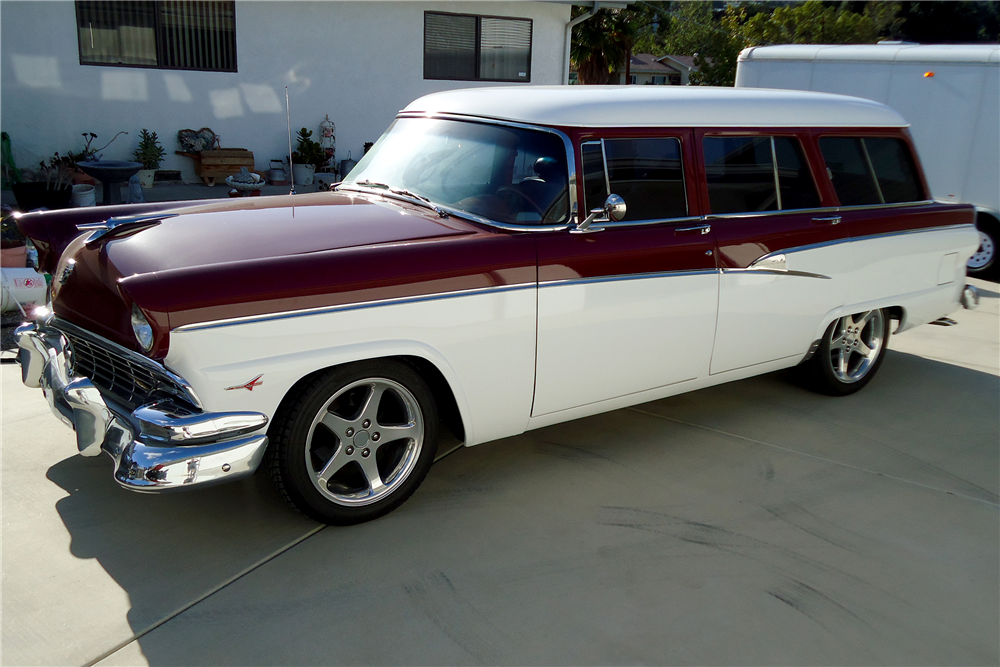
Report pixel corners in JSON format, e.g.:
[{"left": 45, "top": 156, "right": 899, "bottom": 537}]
[{"left": 54, "top": 319, "right": 198, "bottom": 409}]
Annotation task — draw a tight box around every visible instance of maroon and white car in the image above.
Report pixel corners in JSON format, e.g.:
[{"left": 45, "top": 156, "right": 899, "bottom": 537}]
[{"left": 16, "top": 87, "right": 980, "bottom": 524}]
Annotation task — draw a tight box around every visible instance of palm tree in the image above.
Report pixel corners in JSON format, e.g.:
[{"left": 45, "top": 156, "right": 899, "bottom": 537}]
[{"left": 572, "top": 8, "right": 637, "bottom": 85}]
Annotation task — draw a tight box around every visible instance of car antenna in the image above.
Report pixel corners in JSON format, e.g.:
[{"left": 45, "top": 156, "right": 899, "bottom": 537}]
[{"left": 285, "top": 86, "right": 296, "bottom": 197}]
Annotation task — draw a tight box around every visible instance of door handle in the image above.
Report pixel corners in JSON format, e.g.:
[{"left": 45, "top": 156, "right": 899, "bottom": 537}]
[
  {"left": 811, "top": 216, "right": 842, "bottom": 225},
  {"left": 675, "top": 224, "right": 712, "bottom": 236}
]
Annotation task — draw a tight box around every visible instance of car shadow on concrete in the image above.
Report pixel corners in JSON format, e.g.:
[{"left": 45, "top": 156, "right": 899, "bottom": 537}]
[{"left": 47, "top": 350, "right": 998, "bottom": 666}]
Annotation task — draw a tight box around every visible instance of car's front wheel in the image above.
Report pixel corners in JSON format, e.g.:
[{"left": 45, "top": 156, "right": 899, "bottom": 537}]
[
  {"left": 267, "top": 360, "right": 438, "bottom": 524},
  {"left": 803, "top": 308, "right": 890, "bottom": 396}
]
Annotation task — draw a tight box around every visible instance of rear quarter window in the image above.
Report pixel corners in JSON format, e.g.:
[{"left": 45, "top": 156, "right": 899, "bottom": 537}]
[{"left": 820, "top": 136, "right": 924, "bottom": 206}]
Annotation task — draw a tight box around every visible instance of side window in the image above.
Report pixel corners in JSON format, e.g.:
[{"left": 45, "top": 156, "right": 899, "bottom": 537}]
[
  {"left": 581, "top": 142, "right": 607, "bottom": 214},
  {"left": 581, "top": 137, "right": 687, "bottom": 222},
  {"left": 773, "top": 137, "right": 820, "bottom": 210},
  {"left": 704, "top": 136, "right": 777, "bottom": 214},
  {"left": 864, "top": 138, "right": 923, "bottom": 203}
]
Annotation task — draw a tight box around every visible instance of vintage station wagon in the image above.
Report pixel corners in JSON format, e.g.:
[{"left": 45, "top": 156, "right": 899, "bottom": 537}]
[{"left": 16, "top": 87, "right": 980, "bottom": 524}]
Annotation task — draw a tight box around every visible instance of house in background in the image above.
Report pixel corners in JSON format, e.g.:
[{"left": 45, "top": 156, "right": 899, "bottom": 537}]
[
  {"left": 616, "top": 53, "right": 699, "bottom": 85},
  {"left": 0, "top": 1, "right": 575, "bottom": 183}
]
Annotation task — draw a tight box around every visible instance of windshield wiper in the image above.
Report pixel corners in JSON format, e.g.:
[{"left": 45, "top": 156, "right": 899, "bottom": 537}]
[{"left": 340, "top": 181, "right": 448, "bottom": 218}]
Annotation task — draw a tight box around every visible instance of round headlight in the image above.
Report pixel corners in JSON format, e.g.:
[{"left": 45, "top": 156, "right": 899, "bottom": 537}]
[{"left": 131, "top": 304, "right": 154, "bottom": 352}]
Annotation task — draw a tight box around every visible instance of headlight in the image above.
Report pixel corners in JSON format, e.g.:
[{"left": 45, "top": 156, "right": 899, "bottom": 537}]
[{"left": 131, "top": 304, "right": 154, "bottom": 352}]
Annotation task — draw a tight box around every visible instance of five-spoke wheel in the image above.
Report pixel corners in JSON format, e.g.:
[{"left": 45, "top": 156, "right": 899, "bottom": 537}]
[
  {"left": 803, "top": 308, "right": 891, "bottom": 395},
  {"left": 267, "top": 361, "right": 438, "bottom": 524}
]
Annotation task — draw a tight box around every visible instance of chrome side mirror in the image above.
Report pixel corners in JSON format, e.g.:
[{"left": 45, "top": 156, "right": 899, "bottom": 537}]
[{"left": 572, "top": 194, "right": 627, "bottom": 234}]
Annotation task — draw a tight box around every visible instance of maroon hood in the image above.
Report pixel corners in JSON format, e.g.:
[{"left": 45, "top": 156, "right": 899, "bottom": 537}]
[{"left": 48, "top": 192, "right": 535, "bottom": 358}]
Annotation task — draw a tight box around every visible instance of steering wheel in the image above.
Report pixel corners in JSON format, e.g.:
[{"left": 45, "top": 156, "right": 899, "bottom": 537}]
[{"left": 496, "top": 185, "right": 545, "bottom": 218}]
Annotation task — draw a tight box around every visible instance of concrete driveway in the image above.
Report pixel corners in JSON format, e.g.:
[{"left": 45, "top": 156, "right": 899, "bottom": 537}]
[{"left": 3, "top": 279, "right": 998, "bottom": 666}]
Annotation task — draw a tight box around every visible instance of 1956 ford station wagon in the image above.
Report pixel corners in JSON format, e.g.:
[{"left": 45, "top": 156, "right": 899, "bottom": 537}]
[{"left": 16, "top": 87, "right": 981, "bottom": 524}]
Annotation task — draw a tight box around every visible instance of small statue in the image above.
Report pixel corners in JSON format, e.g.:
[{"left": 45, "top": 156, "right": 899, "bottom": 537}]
[{"left": 319, "top": 115, "right": 336, "bottom": 172}]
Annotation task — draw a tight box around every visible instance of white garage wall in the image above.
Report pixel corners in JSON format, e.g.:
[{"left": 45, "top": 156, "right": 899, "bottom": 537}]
[{"left": 0, "top": 1, "right": 571, "bottom": 182}]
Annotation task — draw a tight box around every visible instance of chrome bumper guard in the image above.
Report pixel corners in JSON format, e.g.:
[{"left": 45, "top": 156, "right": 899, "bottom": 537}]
[
  {"left": 15, "top": 321, "right": 269, "bottom": 492},
  {"left": 961, "top": 284, "right": 980, "bottom": 310}
]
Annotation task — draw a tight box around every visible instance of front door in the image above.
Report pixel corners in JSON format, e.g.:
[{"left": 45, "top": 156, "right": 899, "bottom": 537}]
[{"left": 532, "top": 134, "right": 719, "bottom": 417}]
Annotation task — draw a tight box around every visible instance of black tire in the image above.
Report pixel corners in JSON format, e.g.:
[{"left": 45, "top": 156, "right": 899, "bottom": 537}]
[
  {"left": 802, "top": 308, "right": 891, "bottom": 396},
  {"left": 967, "top": 216, "right": 998, "bottom": 279},
  {"left": 266, "top": 360, "right": 438, "bottom": 525}
]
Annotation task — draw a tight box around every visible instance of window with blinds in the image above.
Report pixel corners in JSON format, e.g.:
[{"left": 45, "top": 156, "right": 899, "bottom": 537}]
[
  {"left": 76, "top": 1, "right": 237, "bottom": 72},
  {"left": 424, "top": 11, "right": 531, "bottom": 82}
]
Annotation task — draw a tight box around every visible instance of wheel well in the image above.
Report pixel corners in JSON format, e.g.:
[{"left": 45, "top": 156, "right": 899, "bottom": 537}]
[
  {"left": 977, "top": 210, "right": 999, "bottom": 230},
  {"left": 276, "top": 356, "right": 466, "bottom": 444}
]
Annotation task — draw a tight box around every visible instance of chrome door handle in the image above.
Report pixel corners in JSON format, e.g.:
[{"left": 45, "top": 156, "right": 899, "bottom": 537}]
[
  {"left": 811, "top": 216, "right": 842, "bottom": 225},
  {"left": 675, "top": 224, "right": 711, "bottom": 235}
]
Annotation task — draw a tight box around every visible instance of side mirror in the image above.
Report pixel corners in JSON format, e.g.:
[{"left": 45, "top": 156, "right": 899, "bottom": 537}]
[{"left": 572, "top": 194, "right": 627, "bottom": 234}]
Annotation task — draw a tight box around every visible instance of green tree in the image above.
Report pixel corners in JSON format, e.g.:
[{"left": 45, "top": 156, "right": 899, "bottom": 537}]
[
  {"left": 730, "top": 1, "right": 902, "bottom": 47},
  {"left": 571, "top": 7, "right": 638, "bottom": 84}
]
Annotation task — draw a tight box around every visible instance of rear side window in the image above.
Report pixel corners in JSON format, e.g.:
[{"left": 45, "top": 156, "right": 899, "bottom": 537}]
[
  {"left": 703, "top": 136, "right": 819, "bottom": 214},
  {"left": 581, "top": 137, "right": 687, "bottom": 221},
  {"left": 820, "top": 137, "right": 923, "bottom": 206}
]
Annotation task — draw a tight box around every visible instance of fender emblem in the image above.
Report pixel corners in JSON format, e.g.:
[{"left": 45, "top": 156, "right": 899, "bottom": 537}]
[{"left": 225, "top": 375, "right": 264, "bottom": 391}]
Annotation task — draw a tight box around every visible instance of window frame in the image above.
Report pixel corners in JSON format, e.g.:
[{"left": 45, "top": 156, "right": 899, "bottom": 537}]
[
  {"left": 423, "top": 10, "right": 532, "bottom": 83},
  {"left": 701, "top": 132, "right": 823, "bottom": 215},
  {"left": 818, "top": 134, "right": 926, "bottom": 207},
  {"left": 75, "top": 0, "right": 238, "bottom": 73},
  {"left": 579, "top": 135, "right": 692, "bottom": 225}
]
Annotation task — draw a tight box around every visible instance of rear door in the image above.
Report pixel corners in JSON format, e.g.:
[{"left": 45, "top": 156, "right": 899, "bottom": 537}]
[
  {"left": 533, "top": 132, "right": 719, "bottom": 417},
  {"left": 705, "top": 131, "right": 851, "bottom": 375}
]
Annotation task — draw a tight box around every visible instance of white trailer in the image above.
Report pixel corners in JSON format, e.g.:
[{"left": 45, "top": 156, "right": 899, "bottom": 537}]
[{"left": 736, "top": 43, "right": 1000, "bottom": 277}]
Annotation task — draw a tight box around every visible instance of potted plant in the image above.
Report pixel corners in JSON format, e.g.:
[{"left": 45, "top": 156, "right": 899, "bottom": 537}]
[
  {"left": 132, "top": 129, "right": 166, "bottom": 188},
  {"left": 11, "top": 152, "right": 75, "bottom": 211},
  {"left": 291, "top": 128, "right": 325, "bottom": 186}
]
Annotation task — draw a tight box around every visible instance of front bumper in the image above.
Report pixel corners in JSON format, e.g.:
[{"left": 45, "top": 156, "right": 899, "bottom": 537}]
[{"left": 15, "top": 321, "right": 269, "bottom": 492}]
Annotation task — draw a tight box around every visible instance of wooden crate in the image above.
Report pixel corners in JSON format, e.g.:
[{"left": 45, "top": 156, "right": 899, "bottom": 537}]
[{"left": 176, "top": 149, "right": 255, "bottom": 186}]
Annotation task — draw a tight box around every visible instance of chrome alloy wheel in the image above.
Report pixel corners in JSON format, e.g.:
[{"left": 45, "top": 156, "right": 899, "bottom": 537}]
[
  {"left": 827, "top": 310, "right": 885, "bottom": 384},
  {"left": 968, "top": 230, "right": 995, "bottom": 271},
  {"left": 305, "top": 378, "right": 424, "bottom": 506}
]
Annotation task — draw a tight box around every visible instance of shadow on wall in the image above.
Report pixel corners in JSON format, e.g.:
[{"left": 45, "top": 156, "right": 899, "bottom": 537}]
[{"left": 44, "top": 349, "right": 1000, "bottom": 665}]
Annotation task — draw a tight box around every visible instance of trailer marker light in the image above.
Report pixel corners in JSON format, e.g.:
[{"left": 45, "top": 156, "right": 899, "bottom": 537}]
[{"left": 924, "top": 71, "right": 935, "bottom": 77}]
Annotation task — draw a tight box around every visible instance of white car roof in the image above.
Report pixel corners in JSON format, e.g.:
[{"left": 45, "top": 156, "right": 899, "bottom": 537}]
[
  {"left": 739, "top": 43, "right": 1000, "bottom": 64},
  {"left": 401, "top": 85, "right": 909, "bottom": 129}
]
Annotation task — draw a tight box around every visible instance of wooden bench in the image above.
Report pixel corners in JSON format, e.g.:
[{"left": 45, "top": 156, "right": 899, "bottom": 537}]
[{"left": 176, "top": 149, "right": 255, "bottom": 186}]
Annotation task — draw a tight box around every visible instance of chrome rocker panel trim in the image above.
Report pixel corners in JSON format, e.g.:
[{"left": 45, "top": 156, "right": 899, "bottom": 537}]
[{"left": 15, "top": 321, "right": 269, "bottom": 492}]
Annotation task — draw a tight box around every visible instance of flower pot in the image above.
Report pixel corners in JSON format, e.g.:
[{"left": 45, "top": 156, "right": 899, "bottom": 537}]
[
  {"left": 11, "top": 182, "right": 73, "bottom": 212},
  {"left": 292, "top": 163, "right": 315, "bottom": 186},
  {"left": 71, "top": 184, "right": 96, "bottom": 207},
  {"left": 137, "top": 169, "right": 156, "bottom": 188}
]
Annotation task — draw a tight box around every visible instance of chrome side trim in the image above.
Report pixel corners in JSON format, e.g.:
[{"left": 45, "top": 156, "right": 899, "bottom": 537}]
[
  {"left": 601, "top": 215, "right": 704, "bottom": 230},
  {"left": 724, "top": 267, "right": 832, "bottom": 280},
  {"left": 850, "top": 222, "right": 977, "bottom": 242},
  {"left": 52, "top": 317, "right": 203, "bottom": 410},
  {"left": 704, "top": 199, "right": 937, "bottom": 220},
  {"left": 540, "top": 268, "right": 718, "bottom": 288},
  {"left": 173, "top": 282, "right": 537, "bottom": 333}
]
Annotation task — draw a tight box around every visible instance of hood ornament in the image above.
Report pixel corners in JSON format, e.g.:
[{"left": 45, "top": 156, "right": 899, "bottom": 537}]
[{"left": 79, "top": 213, "right": 178, "bottom": 248}]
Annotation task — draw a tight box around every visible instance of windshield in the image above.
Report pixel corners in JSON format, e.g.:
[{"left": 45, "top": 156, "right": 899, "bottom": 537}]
[{"left": 342, "top": 118, "right": 570, "bottom": 225}]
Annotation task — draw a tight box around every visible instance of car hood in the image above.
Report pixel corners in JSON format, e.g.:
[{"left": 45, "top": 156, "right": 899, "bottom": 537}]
[{"left": 105, "top": 191, "right": 474, "bottom": 276}]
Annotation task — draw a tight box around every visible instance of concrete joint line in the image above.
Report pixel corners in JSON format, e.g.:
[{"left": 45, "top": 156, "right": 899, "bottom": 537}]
[
  {"left": 628, "top": 407, "right": 1000, "bottom": 509},
  {"left": 83, "top": 525, "right": 326, "bottom": 667}
]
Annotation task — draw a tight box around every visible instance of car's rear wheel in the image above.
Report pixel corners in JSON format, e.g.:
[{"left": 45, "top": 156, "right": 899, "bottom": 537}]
[
  {"left": 804, "top": 308, "right": 890, "bottom": 395},
  {"left": 267, "top": 360, "right": 438, "bottom": 524}
]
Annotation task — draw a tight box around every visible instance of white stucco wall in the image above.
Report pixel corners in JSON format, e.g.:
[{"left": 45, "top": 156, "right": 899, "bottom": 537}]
[{"left": 0, "top": 1, "right": 571, "bottom": 182}]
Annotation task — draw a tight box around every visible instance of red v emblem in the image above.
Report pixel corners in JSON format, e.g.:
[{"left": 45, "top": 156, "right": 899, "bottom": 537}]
[{"left": 225, "top": 374, "right": 264, "bottom": 391}]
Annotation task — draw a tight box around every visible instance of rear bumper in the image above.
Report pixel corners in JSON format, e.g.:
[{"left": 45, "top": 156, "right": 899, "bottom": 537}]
[{"left": 15, "top": 320, "right": 269, "bottom": 492}]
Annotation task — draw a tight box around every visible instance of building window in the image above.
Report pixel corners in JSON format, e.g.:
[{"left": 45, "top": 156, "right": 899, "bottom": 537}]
[
  {"left": 76, "top": 1, "right": 237, "bottom": 72},
  {"left": 424, "top": 11, "right": 531, "bottom": 82}
]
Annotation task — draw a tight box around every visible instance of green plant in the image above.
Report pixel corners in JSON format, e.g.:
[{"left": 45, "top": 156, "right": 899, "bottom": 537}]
[
  {"left": 132, "top": 129, "right": 166, "bottom": 170},
  {"left": 68, "top": 131, "right": 128, "bottom": 165},
  {"left": 292, "top": 128, "right": 326, "bottom": 168},
  {"left": 36, "top": 152, "right": 75, "bottom": 190}
]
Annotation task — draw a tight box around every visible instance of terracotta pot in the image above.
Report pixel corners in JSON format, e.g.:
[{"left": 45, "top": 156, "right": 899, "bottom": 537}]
[{"left": 1, "top": 245, "right": 27, "bottom": 268}]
